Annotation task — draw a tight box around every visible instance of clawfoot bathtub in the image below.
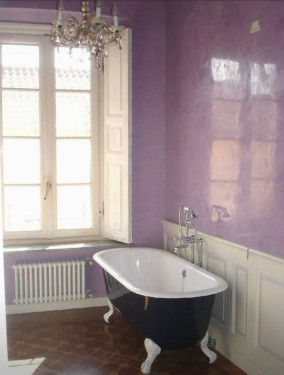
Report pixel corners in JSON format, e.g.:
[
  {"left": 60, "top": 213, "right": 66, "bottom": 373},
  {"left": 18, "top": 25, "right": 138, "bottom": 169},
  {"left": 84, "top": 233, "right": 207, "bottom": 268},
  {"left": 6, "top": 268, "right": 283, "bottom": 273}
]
[{"left": 94, "top": 247, "right": 227, "bottom": 374}]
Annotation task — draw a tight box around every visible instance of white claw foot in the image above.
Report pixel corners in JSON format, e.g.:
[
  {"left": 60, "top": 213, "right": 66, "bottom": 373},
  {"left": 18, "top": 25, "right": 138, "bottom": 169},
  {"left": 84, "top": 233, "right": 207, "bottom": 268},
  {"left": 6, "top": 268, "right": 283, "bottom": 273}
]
[
  {"left": 200, "top": 331, "right": 217, "bottom": 364},
  {"left": 103, "top": 299, "right": 114, "bottom": 323},
  {"left": 141, "top": 338, "right": 161, "bottom": 374}
]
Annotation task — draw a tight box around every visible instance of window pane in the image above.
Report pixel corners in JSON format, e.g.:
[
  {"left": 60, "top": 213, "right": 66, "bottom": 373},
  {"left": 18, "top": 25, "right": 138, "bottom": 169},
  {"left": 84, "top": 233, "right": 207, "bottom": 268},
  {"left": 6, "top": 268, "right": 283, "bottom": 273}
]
[
  {"left": 3, "top": 139, "right": 40, "bottom": 184},
  {"left": 2, "top": 44, "right": 39, "bottom": 89},
  {"left": 2, "top": 90, "right": 40, "bottom": 136},
  {"left": 56, "top": 93, "right": 90, "bottom": 137},
  {"left": 57, "top": 185, "right": 91, "bottom": 229},
  {"left": 57, "top": 139, "right": 91, "bottom": 184},
  {"left": 55, "top": 47, "right": 90, "bottom": 90},
  {"left": 4, "top": 186, "right": 41, "bottom": 232}
]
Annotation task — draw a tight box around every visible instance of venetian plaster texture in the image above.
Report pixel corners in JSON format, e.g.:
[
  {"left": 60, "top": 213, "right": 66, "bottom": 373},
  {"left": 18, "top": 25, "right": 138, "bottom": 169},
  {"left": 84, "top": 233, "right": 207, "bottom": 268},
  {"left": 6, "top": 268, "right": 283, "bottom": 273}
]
[{"left": 165, "top": 1, "right": 284, "bottom": 257}]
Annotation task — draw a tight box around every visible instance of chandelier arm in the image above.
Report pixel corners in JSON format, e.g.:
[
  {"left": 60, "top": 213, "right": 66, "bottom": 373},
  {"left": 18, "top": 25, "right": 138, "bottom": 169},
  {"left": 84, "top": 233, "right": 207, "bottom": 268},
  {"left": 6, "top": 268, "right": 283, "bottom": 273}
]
[{"left": 104, "top": 36, "right": 121, "bottom": 46}]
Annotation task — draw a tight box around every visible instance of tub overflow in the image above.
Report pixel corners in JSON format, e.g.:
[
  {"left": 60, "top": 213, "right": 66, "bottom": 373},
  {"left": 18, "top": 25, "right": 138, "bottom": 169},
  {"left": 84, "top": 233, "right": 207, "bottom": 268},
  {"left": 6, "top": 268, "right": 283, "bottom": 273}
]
[{"left": 182, "top": 269, "right": 186, "bottom": 278}]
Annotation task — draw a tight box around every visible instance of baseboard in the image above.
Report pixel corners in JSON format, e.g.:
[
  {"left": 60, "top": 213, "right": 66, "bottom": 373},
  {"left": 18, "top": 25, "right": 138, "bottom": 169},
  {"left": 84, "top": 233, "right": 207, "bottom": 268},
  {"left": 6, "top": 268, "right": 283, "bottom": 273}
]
[
  {"left": 209, "top": 321, "right": 267, "bottom": 375},
  {"left": 229, "top": 347, "right": 268, "bottom": 375},
  {"left": 6, "top": 297, "right": 108, "bottom": 314}
]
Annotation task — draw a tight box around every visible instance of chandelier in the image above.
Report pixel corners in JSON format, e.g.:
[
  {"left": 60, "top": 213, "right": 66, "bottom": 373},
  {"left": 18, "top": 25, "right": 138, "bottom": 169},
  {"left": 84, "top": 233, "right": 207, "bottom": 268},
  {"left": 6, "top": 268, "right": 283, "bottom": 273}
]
[{"left": 50, "top": 0, "right": 125, "bottom": 68}]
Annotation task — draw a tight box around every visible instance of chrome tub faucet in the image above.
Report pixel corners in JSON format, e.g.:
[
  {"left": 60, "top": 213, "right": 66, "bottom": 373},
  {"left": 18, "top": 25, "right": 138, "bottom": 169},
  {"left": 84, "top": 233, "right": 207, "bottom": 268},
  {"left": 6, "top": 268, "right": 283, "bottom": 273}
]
[{"left": 174, "top": 206, "right": 203, "bottom": 266}]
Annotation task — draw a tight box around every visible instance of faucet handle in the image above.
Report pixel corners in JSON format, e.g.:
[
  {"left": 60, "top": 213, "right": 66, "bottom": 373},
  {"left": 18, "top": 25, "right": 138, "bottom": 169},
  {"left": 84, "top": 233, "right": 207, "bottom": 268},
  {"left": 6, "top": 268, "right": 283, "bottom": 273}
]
[
  {"left": 184, "top": 208, "right": 198, "bottom": 221},
  {"left": 185, "top": 235, "right": 195, "bottom": 242}
]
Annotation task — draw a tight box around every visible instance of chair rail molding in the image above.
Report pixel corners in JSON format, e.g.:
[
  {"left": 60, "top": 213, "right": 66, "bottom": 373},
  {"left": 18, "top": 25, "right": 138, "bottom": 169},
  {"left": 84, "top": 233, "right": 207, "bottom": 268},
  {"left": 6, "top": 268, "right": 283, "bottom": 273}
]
[{"left": 162, "top": 220, "right": 284, "bottom": 375}]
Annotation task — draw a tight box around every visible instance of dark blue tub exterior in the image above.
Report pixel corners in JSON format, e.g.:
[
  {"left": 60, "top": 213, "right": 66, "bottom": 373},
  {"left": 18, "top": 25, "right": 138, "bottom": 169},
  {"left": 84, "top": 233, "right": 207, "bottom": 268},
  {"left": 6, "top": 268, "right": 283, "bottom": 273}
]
[{"left": 103, "top": 270, "right": 215, "bottom": 350}]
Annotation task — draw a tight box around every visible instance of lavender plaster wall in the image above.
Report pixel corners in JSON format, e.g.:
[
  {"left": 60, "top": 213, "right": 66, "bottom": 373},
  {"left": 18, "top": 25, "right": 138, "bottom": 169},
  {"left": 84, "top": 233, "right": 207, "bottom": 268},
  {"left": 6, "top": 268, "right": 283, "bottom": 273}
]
[
  {"left": 165, "top": 1, "right": 284, "bottom": 258},
  {"left": 0, "top": 0, "right": 166, "bottom": 303}
]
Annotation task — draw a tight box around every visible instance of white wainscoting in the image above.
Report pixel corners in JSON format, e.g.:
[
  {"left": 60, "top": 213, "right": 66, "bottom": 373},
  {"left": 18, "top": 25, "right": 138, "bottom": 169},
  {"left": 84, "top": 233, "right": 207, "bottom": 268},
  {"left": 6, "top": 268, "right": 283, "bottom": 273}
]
[{"left": 162, "top": 220, "right": 284, "bottom": 375}]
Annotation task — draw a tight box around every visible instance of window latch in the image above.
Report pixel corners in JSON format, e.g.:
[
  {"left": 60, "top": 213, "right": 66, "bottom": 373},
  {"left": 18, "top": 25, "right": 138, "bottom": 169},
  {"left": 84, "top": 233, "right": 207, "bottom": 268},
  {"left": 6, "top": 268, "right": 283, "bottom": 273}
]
[
  {"left": 44, "top": 181, "right": 52, "bottom": 200},
  {"left": 99, "top": 201, "right": 104, "bottom": 217}
]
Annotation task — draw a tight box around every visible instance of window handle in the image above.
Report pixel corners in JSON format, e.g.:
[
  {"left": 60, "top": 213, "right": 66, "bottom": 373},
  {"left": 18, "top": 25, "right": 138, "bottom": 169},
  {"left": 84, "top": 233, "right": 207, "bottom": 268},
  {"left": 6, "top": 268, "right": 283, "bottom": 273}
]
[{"left": 44, "top": 181, "right": 52, "bottom": 200}]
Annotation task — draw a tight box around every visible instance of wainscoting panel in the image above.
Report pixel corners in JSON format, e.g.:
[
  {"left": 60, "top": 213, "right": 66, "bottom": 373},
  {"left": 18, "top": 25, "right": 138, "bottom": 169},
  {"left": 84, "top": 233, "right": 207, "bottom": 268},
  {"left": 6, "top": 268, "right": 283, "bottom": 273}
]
[
  {"left": 234, "top": 265, "right": 248, "bottom": 338},
  {"left": 162, "top": 220, "right": 284, "bottom": 375},
  {"left": 207, "top": 254, "right": 227, "bottom": 325},
  {"left": 258, "top": 274, "right": 283, "bottom": 360}
]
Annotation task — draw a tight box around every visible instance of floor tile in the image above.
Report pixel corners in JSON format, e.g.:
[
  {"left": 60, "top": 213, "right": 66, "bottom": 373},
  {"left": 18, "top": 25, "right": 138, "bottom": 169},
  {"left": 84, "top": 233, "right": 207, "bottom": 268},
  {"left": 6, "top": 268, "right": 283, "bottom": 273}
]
[{"left": 7, "top": 307, "right": 247, "bottom": 375}]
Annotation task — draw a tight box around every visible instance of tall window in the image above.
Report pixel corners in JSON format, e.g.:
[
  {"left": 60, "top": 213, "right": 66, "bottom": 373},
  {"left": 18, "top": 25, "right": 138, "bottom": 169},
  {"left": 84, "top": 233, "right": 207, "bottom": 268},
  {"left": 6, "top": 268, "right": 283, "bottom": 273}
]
[
  {"left": 1, "top": 34, "right": 100, "bottom": 241},
  {"left": 0, "top": 25, "right": 131, "bottom": 245}
]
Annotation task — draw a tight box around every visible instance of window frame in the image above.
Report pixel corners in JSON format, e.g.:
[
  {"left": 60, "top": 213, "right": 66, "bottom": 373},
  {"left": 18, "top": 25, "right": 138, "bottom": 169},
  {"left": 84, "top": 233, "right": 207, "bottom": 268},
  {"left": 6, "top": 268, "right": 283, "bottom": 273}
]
[
  {"left": 0, "top": 22, "right": 132, "bottom": 247},
  {"left": 0, "top": 25, "right": 101, "bottom": 244}
]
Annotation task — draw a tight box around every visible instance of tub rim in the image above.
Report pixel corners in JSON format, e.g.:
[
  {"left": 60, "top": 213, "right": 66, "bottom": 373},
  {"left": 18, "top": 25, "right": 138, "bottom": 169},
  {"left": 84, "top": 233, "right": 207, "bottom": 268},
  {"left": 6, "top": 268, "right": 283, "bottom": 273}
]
[{"left": 94, "top": 247, "right": 228, "bottom": 298}]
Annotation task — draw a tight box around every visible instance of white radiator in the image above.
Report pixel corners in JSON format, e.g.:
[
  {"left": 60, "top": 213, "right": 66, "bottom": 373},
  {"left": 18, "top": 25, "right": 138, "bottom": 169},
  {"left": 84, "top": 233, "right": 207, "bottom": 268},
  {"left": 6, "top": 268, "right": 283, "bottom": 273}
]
[{"left": 12, "top": 260, "right": 88, "bottom": 305}]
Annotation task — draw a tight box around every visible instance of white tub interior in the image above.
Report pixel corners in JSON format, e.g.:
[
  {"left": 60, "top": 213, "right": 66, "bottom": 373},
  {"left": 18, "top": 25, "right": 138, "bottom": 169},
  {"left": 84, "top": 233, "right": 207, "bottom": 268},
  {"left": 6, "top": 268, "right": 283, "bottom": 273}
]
[{"left": 94, "top": 247, "right": 228, "bottom": 298}]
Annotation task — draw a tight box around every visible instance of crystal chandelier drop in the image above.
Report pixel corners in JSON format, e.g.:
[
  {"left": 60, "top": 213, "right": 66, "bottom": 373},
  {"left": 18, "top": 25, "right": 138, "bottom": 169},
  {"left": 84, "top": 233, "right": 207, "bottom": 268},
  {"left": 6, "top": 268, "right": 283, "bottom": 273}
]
[{"left": 50, "top": 0, "right": 125, "bottom": 68}]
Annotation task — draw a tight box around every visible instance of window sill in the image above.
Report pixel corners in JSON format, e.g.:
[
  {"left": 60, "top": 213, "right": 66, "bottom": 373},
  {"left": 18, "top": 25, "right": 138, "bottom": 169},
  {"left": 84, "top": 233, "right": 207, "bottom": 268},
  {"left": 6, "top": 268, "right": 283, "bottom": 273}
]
[{"left": 4, "top": 239, "right": 128, "bottom": 254}]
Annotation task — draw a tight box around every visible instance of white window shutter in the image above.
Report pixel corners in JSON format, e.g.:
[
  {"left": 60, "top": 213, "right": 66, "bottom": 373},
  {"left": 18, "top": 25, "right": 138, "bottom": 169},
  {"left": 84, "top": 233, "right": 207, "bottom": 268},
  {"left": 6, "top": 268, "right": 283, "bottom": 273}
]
[{"left": 103, "top": 28, "right": 132, "bottom": 243}]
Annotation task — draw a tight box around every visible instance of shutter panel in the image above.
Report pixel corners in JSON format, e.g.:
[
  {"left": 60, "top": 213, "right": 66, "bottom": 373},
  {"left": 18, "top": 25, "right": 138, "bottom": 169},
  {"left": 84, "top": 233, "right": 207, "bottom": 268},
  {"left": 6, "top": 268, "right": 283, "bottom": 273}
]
[{"left": 103, "top": 28, "right": 132, "bottom": 243}]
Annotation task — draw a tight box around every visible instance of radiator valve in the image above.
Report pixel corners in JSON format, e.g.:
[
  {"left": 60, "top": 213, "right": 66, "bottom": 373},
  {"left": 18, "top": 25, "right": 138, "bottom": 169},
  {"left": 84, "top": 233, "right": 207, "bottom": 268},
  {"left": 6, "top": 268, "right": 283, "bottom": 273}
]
[{"left": 85, "top": 257, "right": 93, "bottom": 266}]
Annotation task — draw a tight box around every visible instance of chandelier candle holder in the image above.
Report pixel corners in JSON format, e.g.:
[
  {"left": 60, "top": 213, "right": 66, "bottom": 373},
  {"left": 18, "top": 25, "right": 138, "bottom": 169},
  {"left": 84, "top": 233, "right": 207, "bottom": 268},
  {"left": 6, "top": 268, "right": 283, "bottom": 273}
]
[{"left": 51, "top": 0, "right": 125, "bottom": 68}]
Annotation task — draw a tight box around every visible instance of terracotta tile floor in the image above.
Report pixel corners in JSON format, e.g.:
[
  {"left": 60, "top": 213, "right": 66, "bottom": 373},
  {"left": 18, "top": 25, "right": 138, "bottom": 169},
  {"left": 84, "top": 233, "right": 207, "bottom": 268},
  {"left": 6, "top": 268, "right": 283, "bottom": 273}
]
[{"left": 7, "top": 307, "right": 247, "bottom": 375}]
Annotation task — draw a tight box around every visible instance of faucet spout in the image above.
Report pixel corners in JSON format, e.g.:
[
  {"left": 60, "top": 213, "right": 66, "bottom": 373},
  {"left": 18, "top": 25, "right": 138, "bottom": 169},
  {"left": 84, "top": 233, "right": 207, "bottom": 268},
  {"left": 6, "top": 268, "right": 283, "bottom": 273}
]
[{"left": 174, "top": 244, "right": 186, "bottom": 256}]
